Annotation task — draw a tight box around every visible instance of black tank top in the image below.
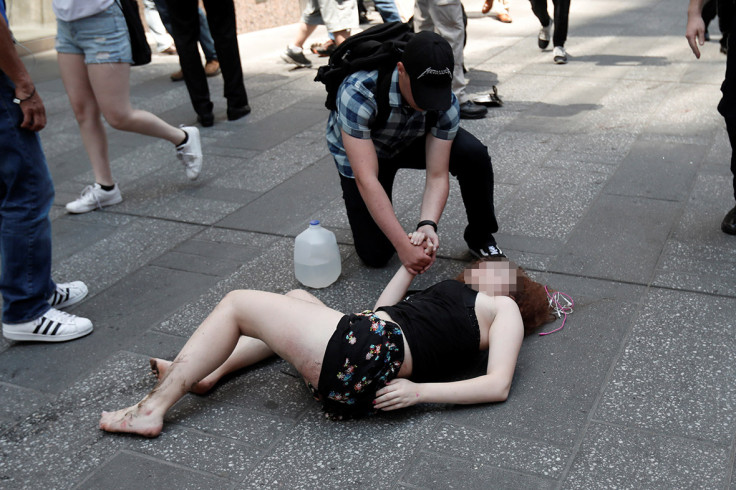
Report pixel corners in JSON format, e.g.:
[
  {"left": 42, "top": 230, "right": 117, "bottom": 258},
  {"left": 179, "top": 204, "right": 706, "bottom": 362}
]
[{"left": 377, "top": 280, "right": 481, "bottom": 382}]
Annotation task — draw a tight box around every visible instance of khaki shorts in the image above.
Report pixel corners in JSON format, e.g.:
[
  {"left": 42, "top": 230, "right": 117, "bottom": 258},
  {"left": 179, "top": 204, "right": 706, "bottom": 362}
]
[{"left": 301, "top": 0, "right": 359, "bottom": 33}]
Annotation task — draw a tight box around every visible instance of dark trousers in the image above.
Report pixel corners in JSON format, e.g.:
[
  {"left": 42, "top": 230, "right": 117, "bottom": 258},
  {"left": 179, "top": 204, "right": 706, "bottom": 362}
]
[
  {"left": 164, "top": 0, "right": 248, "bottom": 116},
  {"left": 529, "top": 0, "right": 570, "bottom": 48},
  {"left": 719, "top": 3, "right": 736, "bottom": 201},
  {"left": 339, "top": 127, "right": 499, "bottom": 267}
]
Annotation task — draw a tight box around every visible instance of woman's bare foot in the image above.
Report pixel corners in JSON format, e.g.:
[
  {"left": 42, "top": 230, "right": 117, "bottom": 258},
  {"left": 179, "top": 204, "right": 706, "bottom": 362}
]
[
  {"left": 99, "top": 404, "right": 164, "bottom": 437},
  {"left": 149, "top": 358, "right": 214, "bottom": 395}
]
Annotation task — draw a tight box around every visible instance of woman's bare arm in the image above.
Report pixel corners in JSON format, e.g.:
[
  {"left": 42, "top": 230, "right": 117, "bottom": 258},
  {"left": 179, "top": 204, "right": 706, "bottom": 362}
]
[{"left": 374, "top": 266, "right": 416, "bottom": 310}]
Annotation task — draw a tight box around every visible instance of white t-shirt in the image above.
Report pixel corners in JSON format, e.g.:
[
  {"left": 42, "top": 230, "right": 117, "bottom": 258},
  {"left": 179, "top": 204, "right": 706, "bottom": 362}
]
[{"left": 52, "top": 0, "right": 115, "bottom": 22}]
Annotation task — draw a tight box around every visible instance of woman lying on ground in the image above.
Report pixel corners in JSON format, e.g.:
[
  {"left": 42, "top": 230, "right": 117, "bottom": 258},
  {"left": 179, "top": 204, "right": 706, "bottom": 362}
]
[{"left": 99, "top": 238, "right": 553, "bottom": 436}]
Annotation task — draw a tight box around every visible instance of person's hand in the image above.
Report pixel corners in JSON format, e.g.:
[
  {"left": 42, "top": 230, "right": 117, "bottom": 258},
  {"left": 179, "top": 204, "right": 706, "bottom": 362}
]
[
  {"left": 686, "top": 14, "right": 706, "bottom": 59},
  {"left": 415, "top": 224, "right": 439, "bottom": 256},
  {"left": 398, "top": 239, "right": 433, "bottom": 275},
  {"left": 374, "top": 378, "right": 422, "bottom": 411},
  {"left": 17, "top": 90, "right": 46, "bottom": 131}
]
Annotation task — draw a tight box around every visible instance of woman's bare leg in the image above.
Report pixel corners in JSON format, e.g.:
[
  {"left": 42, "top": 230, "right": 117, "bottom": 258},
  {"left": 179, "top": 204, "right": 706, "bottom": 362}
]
[
  {"left": 149, "top": 289, "right": 327, "bottom": 394},
  {"left": 58, "top": 53, "right": 114, "bottom": 186},
  {"left": 150, "top": 336, "right": 274, "bottom": 394},
  {"left": 99, "top": 290, "right": 343, "bottom": 437},
  {"left": 86, "top": 63, "right": 185, "bottom": 145}
]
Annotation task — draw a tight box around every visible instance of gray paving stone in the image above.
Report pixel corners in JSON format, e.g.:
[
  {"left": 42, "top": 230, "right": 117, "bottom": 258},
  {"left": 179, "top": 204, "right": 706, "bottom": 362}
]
[
  {"left": 671, "top": 173, "right": 736, "bottom": 248},
  {"left": 401, "top": 451, "right": 556, "bottom": 489},
  {"left": 422, "top": 423, "right": 569, "bottom": 479},
  {"left": 500, "top": 168, "right": 607, "bottom": 241},
  {"left": 50, "top": 217, "right": 203, "bottom": 294},
  {"left": 126, "top": 428, "right": 263, "bottom": 481},
  {"left": 595, "top": 288, "right": 736, "bottom": 445},
  {"left": 246, "top": 409, "right": 440, "bottom": 488},
  {"left": 77, "top": 450, "right": 228, "bottom": 489},
  {"left": 216, "top": 156, "right": 342, "bottom": 233},
  {"left": 653, "top": 239, "right": 736, "bottom": 297},
  {"left": 165, "top": 395, "right": 300, "bottom": 447},
  {"left": 550, "top": 194, "right": 681, "bottom": 283},
  {"left": 603, "top": 140, "right": 706, "bottom": 201},
  {"left": 210, "top": 129, "right": 330, "bottom": 193},
  {"left": 563, "top": 423, "right": 730, "bottom": 489},
  {"left": 217, "top": 101, "right": 327, "bottom": 151},
  {"left": 0, "top": 382, "right": 53, "bottom": 427}
]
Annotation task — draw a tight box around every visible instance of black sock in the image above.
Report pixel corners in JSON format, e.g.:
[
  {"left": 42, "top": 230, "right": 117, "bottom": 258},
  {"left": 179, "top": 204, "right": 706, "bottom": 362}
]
[
  {"left": 98, "top": 183, "right": 115, "bottom": 192},
  {"left": 178, "top": 131, "right": 188, "bottom": 146}
]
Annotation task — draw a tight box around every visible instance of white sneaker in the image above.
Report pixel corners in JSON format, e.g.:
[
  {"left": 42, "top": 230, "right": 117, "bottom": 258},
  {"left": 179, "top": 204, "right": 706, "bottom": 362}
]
[
  {"left": 538, "top": 20, "right": 553, "bottom": 49},
  {"left": 553, "top": 46, "right": 568, "bottom": 64},
  {"left": 3, "top": 307, "right": 93, "bottom": 342},
  {"left": 48, "top": 281, "right": 88, "bottom": 309},
  {"left": 177, "top": 126, "right": 203, "bottom": 180},
  {"left": 66, "top": 184, "right": 122, "bottom": 214}
]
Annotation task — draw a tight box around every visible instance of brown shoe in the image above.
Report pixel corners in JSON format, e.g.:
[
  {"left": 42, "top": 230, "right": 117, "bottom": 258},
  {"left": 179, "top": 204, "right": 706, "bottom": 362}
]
[
  {"left": 481, "top": 0, "right": 494, "bottom": 14},
  {"left": 170, "top": 70, "right": 184, "bottom": 82},
  {"left": 497, "top": 12, "right": 512, "bottom": 22},
  {"left": 204, "top": 60, "right": 221, "bottom": 77},
  {"left": 161, "top": 46, "right": 177, "bottom": 55}
]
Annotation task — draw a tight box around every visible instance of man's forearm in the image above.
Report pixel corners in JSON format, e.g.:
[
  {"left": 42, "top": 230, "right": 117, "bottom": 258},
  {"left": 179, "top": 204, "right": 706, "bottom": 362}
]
[
  {"left": 688, "top": 0, "right": 705, "bottom": 16},
  {"left": 419, "top": 174, "right": 449, "bottom": 224},
  {"left": 0, "top": 17, "right": 34, "bottom": 95},
  {"left": 356, "top": 175, "right": 412, "bottom": 250}
]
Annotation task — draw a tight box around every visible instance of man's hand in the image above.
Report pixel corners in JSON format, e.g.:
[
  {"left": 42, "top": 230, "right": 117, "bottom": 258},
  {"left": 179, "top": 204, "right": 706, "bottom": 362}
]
[
  {"left": 17, "top": 90, "right": 46, "bottom": 131},
  {"left": 397, "top": 238, "right": 433, "bottom": 275},
  {"left": 686, "top": 14, "right": 706, "bottom": 58},
  {"left": 411, "top": 225, "right": 439, "bottom": 255},
  {"left": 374, "top": 378, "right": 422, "bottom": 411}
]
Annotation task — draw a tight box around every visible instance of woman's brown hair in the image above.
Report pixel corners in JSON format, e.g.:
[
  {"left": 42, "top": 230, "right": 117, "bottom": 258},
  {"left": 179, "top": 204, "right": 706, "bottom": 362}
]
[{"left": 455, "top": 259, "right": 555, "bottom": 336}]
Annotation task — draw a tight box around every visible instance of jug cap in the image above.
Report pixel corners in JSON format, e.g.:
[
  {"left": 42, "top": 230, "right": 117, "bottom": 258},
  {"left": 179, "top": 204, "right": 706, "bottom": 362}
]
[{"left": 310, "top": 220, "right": 320, "bottom": 226}]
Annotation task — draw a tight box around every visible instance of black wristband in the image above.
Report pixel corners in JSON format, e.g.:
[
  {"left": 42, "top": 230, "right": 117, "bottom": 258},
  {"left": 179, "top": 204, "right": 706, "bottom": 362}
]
[
  {"left": 13, "top": 87, "right": 35, "bottom": 105},
  {"left": 416, "top": 220, "right": 437, "bottom": 232}
]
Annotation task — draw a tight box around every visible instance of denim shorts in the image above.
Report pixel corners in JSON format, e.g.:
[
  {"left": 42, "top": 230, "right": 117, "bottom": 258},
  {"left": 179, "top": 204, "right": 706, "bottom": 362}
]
[
  {"left": 55, "top": 5, "right": 133, "bottom": 64},
  {"left": 302, "top": 0, "right": 358, "bottom": 33}
]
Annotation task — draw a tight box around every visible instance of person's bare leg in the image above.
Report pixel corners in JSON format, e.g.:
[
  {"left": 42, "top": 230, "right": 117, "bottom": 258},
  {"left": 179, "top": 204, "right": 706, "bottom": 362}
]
[
  {"left": 293, "top": 23, "right": 319, "bottom": 49},
  {"left": 150, "top": 336, "right": 274, "bottom": 394},
  {"left": 58, "top": 53, "right": 114, "bottom": 186},
  {"left": 150, "top": 289, "right": 327, "bottom": 394},
  {"left": 100, "top": 290, "right": 343, "bottom": 436},
  {"left": 87, "top": 63, "right": 185, "bottom": 145},
  {"left": 332, "top": 29, "right": 350, "bottom": 45}
]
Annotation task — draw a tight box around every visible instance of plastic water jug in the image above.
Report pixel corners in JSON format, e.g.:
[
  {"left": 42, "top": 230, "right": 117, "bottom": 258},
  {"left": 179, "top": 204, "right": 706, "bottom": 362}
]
[{"left": 294, "top": 220, "right": 341, "bottom": 288}]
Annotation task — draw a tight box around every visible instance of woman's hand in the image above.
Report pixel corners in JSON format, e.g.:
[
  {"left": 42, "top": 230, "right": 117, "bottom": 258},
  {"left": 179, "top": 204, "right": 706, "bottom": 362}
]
[{"left": 374, "top": 378, "right": 422, "bottom": 411}]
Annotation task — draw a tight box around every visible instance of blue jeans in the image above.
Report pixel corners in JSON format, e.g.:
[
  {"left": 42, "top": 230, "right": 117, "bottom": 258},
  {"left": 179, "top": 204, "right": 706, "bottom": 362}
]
[
  {"left": 373, "top": 0, "right": 401, "bottom": 23},
  {"left": 153, "top": 0, "right": 217, "bottom": 61},
  {"left": 0, "top": 72, "right": 55, "bottom": 323}
]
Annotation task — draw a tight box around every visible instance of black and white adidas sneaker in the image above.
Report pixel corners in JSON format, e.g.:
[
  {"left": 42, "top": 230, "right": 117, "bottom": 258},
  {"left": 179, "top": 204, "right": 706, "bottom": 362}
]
[
  {"left": 3, "top": 307, "right": 93, "bottom": 342},
  {"left": 469, "top": 243, "right": 506, "bottom": 259},
  {"left": 48, "top": 281, "right": 89, "bottom": 309}
]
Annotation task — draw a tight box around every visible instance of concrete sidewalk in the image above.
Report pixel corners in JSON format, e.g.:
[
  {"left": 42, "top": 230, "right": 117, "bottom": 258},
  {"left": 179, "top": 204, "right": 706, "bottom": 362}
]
[{"left": 2, "top": 0, "right": 735, "bottom": 487}]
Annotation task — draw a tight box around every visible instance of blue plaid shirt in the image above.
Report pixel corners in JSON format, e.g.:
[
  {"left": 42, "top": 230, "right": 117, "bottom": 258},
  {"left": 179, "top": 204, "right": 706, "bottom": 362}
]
[{"left": 326, "top": 67, "right": 460, "bottom": 178}]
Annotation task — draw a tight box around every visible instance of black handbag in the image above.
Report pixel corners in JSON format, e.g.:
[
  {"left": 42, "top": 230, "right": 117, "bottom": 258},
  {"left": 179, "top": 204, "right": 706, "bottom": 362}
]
[{"left": 117, "top": 0, "right": 151, "bottom": 66}]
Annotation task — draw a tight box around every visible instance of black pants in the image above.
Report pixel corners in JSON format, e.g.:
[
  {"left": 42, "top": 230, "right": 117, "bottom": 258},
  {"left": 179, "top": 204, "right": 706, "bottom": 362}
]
[
  {"left": 164, "top": 0, "right": 248, "bottom": 116},
  {"left": 719, "top": 3, "right": 736, "bottom": 201},
  {"left": 529, "top": 0, "right": 570, "bottom": 48},
  {"left": 339, "top": 127, "right": 499, "bottom": 267}
]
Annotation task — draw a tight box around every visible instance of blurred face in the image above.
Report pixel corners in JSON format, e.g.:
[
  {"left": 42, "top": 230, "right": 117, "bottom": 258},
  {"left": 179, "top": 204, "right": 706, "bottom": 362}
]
[{"left": 463, "top": 260, "right": 518, "bottom": 296}]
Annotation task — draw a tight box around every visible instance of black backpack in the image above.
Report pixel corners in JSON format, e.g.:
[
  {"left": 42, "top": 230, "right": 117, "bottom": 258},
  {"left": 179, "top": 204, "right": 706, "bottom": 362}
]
[{"left": 314, "top": 22, "right": 415, "bottom": 128}]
